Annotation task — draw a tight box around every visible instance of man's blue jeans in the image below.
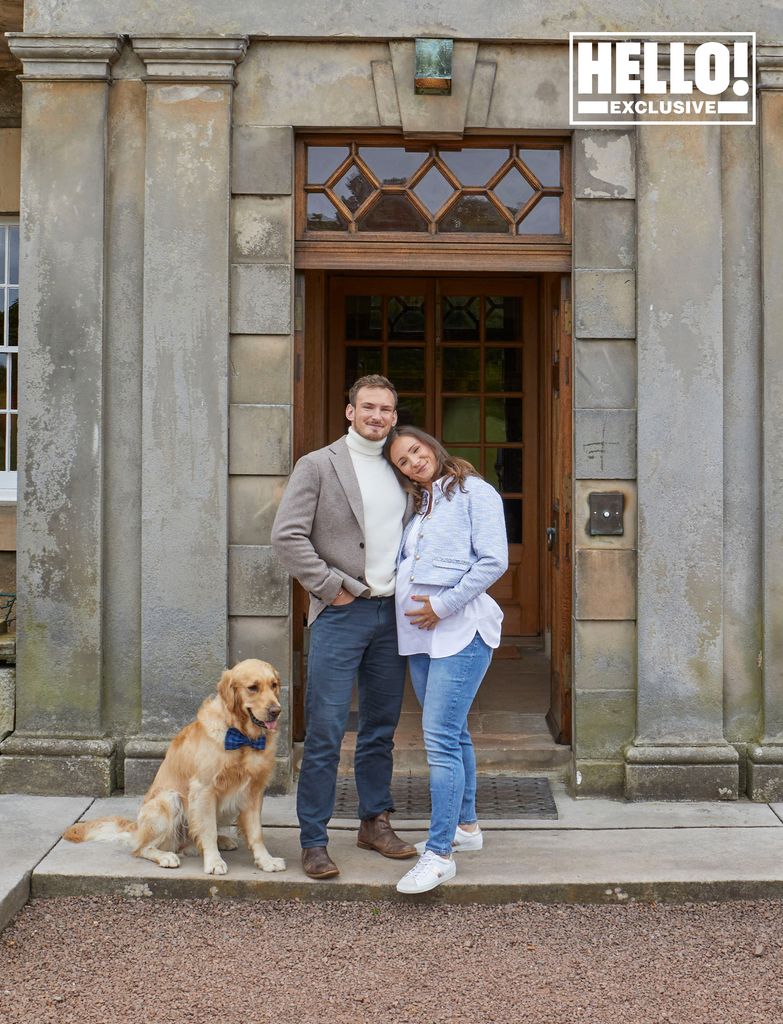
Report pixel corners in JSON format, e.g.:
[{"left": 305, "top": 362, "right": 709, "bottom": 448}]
[
  {"left": 408, "top": 632, "right": 493, "bottom": 857},
  {"left": 297, "top": 596, "right": 406, "bottom": 849}
]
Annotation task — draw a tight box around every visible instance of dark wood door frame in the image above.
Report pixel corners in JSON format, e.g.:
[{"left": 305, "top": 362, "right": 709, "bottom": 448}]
[{"left": 292, "top": 268, "right": 573, "bottom": 745}]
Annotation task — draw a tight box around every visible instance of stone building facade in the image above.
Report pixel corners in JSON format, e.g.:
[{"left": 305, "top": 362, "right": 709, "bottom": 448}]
[{"left": 0, "top": 2, "right": 781, "bottom": 802}]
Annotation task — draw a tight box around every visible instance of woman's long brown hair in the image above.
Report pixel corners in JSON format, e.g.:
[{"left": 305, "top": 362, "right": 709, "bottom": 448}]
[{"left": 384, "top": 425, "right": 480, "bottom": 512}]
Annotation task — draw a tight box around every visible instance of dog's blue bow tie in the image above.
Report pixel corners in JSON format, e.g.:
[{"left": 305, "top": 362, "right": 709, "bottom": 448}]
[{"left": 225, "top": 727, "right": 266, "bottom": 751}]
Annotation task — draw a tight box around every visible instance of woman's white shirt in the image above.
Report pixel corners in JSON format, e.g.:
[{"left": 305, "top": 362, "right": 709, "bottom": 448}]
[{"left": 395, "top": 480, "right": 504, "bottom": 659}]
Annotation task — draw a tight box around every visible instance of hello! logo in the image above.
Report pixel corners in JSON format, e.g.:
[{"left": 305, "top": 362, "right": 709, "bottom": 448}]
[{"left": 570, "top": 33, "right": 756, "bottom": 125}]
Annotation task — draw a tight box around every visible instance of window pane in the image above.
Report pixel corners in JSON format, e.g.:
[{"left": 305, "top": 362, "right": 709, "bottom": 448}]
[
  {"left": 397, "top": 396, "right": 425, "bottom": 428},
  {"left": 0, "top": 227, "right": 5, "bottom": 282},
  {"left": 0, "top": 290, "right": 4, "bottom": 344},
  {"left": 503, "top": 498, "right": 523, "bottom": 543},
  {"left": 518, "top": 196, "right": 561, "bottom": 235},
  {"left": 446, "top": 446, "right": 480, "bottom": 471},
  {"left": 307, "top": 193, "right": 347, "bottom": 231},
  {"left": 9, "top": 353, "right": 16, "bottom": 410},
  {"left": 520, "top": 148, "right": 561, "bottom": 187},
  {"left": 0, "top": 355, "right": 7, "bottom": 410},
  {"left": 485, "top": 348, "right": 523, "bottom": 391},
  {"left": 387, "top": 346, "right": 425, "bottom": 390},
  {"left": 8, "top": 226, "right": 18, "bottom": 285},
  {"left": 345, "top": 295, "right": 382, "bottom": 340},
  {"left": 413, "top": 166, "right": 454, "bottom": 215},
  {"left": 333, "top": 164, "right": 374, "bottom": 214},
  {"left": 443, "top": 397, "right": 480, "bottom": 443},
  {"left": 7, "top": 289, "right": 17, "bottom": 347},
  {"left": 486, "top": 447, "right": 523, "bottom": 493},
  {"left": 307, "top": 146, "right": 349, "bottom": 184},
  {"left": 9, "top": 414, "right": 16, "bottom": 471},
  {"left": 358, "top": 194, "right": 428, "bottom": 232},
  {"left": 485, "top": 297, "right": 521, "bottom": 342},
  {"left": 493, "top": 166, "right": 535, "bottom": 217},
  {"left": 442, "top": 296, "right": 479, "bottom": 340},
  {"left": 345, "top": 346, "right": 382, "bottom": 386},
  {"left": 439, "top": 195, "right": 509, "bottom": 233},
  {"left": 440, "top": 148, "right": 508, "bottom": 185},
  {"left": 359, "top": 147, "right": 426, "bottom": 185},
  {"left": 0, "top": 414, "right": 5, "bottom": 471},
  {"left": 388, "top": 296, "right": 425, "bottom": 341},
  {"left": 442, "top": 347, "right": 480, "bottom": 392},
  {"left": 486, "top": 397, "right": 523, "bottom": 442}
]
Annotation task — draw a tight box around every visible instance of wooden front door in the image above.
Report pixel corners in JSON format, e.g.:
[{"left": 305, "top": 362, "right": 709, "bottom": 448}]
[
  {"left": 328, "top": 275, "right": 540, "bottom": 636},
  {"left": 545, "top": 276, "right": 573, "bottom": 743}
]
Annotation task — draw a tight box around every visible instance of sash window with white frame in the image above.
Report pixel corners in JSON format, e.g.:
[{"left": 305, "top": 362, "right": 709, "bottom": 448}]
[{"left": 0, "top": 220, "right": 18, "bottom": 501}]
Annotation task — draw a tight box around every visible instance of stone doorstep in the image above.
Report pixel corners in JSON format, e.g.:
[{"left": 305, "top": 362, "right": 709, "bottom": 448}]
[
  {"left": 339, "top": 749, "right": 573, "bottom": 775},
  {"left": 30, "top": 821, "right": 783, "bottom": 907},
  {"left": 18, "top": 788, "right": 783, "bottom": 909}
]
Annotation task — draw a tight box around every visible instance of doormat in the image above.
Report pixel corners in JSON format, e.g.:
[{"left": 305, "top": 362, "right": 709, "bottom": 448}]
[{"left": 332, "top": 774, "right": 558, "bottom": 820}]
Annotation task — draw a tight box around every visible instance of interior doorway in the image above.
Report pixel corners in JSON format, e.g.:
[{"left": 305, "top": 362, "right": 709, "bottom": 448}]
[{"left": 292, "top": 270, "right": 572, "bottom": 767}]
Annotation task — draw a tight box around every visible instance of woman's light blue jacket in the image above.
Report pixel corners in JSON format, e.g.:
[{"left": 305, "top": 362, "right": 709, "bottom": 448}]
[{"left": 397, "top": 474, "right": 509, "bottom": 617}]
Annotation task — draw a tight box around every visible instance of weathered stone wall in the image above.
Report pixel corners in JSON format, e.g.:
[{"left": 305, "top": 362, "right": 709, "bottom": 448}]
[{"left": 23, "top": 1, "right": 783, "bottom": 44}]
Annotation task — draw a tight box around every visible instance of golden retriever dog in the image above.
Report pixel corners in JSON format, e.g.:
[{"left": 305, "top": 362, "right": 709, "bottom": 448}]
[{"left": 64, "top": 659, "right": 286, "bottom": 876}]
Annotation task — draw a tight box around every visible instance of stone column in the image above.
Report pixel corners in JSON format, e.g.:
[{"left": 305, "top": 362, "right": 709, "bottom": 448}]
[
  {"left": 747, "top": 49, "right": 783, "bottom": 799},
  {"left": 125, "top": 37, "right": 247, "bottom": 791},
  {"left": 571, "top": 129, "right": 638, "bottom": 799},
  {"left": 625, "top": 123, "right": 738, "bottom": 800},
  {"left": 0, "top": 35, "right": 121, "bottom": 795}
]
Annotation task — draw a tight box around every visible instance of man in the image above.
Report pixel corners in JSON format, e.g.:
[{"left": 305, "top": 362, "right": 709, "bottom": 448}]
[{"left": 271, "top": 374, "right": 416, "bottom": 878}]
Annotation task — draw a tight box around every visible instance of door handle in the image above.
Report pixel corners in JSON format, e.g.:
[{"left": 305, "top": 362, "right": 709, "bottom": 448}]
[{"left": 546, "top": 526, "right": 557, "bottom": 551}]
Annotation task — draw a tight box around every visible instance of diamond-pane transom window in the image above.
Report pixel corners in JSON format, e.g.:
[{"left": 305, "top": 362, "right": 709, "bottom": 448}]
[{"left": 300, "top": 140, "right": 566, "bottom": 238}]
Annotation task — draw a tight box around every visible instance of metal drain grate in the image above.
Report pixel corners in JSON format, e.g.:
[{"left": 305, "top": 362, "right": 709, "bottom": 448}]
[{"left": 332, "top": 774, "right": 558, "bottom": 820}]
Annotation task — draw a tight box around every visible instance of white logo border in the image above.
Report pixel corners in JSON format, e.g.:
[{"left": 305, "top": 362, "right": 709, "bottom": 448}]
[{"left": 569, "top": 31, "right": 757, "bottom": 127}]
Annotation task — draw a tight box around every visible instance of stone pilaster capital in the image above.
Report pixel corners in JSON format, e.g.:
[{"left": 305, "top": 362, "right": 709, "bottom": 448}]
[
  {"left": 758, "top": 45, "right": 783, "bottom": 91},
  {"left": 131, "top": 36, "right": 249, "bottom": 84},
  {"left": 6, "top": 34, "right": 122, "bottom": 81}
]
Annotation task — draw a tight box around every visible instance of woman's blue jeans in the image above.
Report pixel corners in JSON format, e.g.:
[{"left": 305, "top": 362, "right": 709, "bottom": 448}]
[{"left": 408, "top": 632, "right": 493, "bottom": 858}]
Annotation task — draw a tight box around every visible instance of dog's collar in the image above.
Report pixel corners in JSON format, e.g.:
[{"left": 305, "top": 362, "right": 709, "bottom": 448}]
[{"left": 225, "top": 727, "right": 266, "bottom": 751}]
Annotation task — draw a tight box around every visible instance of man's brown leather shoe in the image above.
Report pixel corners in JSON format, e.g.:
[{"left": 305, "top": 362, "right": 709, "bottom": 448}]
[
  {"left": 357, "top": 811, "right": 416, "bottom": 859},
  {"left": 302, "top": 846, "right": 340, "bottom": 879}
]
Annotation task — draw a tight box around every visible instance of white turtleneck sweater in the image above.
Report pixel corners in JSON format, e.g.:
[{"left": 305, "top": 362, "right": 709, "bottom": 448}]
[{"left": 345, "top": 427, "right": 407, "bottom": 597}]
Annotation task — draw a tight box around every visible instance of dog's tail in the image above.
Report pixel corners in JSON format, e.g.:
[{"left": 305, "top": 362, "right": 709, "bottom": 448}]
[{"left": 63, "top": 816, "right": 137, "bottom": 845}]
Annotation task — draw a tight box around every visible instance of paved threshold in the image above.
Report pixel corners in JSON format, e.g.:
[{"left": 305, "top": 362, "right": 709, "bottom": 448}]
[
  {"left": 25, "top": 786, "right": 783, "bottom": 907},
  {"left": 0, "top": 795, "right": 93, "bottom": 931}
]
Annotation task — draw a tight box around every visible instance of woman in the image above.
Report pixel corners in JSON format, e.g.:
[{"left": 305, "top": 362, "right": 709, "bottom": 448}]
[{"left": 384, "top": 425, "right": 508, "bottom": 894}]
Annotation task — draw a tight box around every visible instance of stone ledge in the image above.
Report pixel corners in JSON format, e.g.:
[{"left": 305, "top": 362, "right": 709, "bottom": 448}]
[
  {"left": 0, "top": 753, "right": 116, "bottom": 796},
  {"left": 7, "top": 34, "right": 122, "bottom": 81},
  {"left": 625, "top": 744, "right": 740, "bottom": 801},
  {"left": 747, "top": 746, "right": 783, "bottom": 801},
  {"left": 124, "top": 753, "right": 292, "bottom": 796},
  {"left": 131, "top": 36, "right": 248, "bottom": 83}
]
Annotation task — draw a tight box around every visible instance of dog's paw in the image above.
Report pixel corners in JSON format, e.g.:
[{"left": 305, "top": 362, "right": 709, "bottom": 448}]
[
  {"left": 159, "top": 852, "right": 181, "bottom": 869},
  {"left": 217, "top": 834, "right": 239, "bottom": 851},
  {"left": 204, "top": 856, "right": 228, "bottom": 876},
  {"left": 257, "top": 856, "right": 286, "bottom": 873}
]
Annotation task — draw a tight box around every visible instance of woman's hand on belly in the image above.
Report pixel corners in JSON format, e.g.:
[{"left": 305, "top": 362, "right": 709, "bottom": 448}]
[{"left": 405, "top": 595, "right": 441, "bottom": 630}]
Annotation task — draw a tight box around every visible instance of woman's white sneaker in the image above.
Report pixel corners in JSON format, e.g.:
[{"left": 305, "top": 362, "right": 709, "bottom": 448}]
[
  {"left": 415, "top": 826, "right": 483, "bottom": 855},
  {"left": 396, "top": 850, "right": 456, "bottom": 894},
  {"left": 453, "top": 825, "right": 483, "bottom": 851}
]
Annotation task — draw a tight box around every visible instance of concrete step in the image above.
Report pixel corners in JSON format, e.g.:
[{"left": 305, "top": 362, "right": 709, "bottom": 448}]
[
  {"left": 30, "top": 794, "right": 783, "bottom": 909},
  {"left": 27, "top": 790, "right": 783, "bottom": 907},
  {"left": 339, "top": 745, "right": 572, "bottom": 775}
]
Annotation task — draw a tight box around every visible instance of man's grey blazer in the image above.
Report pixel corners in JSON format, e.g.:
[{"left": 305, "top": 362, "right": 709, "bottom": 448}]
[{"left": 271, "top": 435, "right": 411, "bottom": 624}]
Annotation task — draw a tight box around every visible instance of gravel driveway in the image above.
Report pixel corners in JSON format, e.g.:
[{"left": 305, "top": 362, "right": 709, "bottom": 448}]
[{"left": 1, "top": 897, "right": 783, "bottom": 1023}]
